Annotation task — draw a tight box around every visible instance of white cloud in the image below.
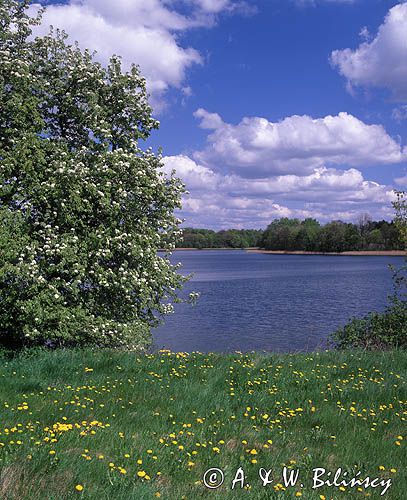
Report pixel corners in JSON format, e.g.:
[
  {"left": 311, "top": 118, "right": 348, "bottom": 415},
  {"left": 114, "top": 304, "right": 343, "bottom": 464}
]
[
  {"left": 392, "top": 105, "right": 407, "bottom": 122},
  {"left": 395, "top": 174, "right": 407, "bottom": 187},
  {"left": 193, "top": 109, "right": 405, "bottom": 177},
  {"left": 187, "top": 0, "right": 257, "bottom": 21},
  {"left": 163, "top": 155, "right": 396, "bottom": 228},
  {"left": 294, "top": 0, "right": 356, "bottom": 5},
  {"left": 191, "top": 0, "right": 233, "bottom": 13},
  {"left": 331, "top": 3, "right": 407, "bottom": 101},
  {"left": 163, "top": 154, "right": 221, "bottom": 190},
  {"left": 29, "top": 0, "right": 250, "bottom": 108}
]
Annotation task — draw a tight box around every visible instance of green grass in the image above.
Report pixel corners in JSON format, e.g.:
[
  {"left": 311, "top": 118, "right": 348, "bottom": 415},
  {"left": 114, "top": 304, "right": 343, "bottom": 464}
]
[{"left": 0, "top": 349, "right": 405, "bottom": 499}]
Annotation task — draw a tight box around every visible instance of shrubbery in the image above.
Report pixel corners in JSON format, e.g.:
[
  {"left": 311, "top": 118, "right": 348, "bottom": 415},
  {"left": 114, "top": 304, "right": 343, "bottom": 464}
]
[
  {"left": 330, "top": 300, "right": 407, "bottom": 350},
  {"left": 331, "top": 192, "right": 407, "bottom": 350}
]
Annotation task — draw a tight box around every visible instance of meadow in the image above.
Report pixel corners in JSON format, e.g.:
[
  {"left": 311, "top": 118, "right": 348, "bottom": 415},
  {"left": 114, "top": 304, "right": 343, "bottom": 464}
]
[{"left": 0, "top": 349, "right": 405, "bottom": 499}]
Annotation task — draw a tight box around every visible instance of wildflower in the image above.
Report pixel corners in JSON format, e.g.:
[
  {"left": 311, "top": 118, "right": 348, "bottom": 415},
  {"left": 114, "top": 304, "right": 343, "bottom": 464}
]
[{"left": 75, "top": 485, "right": 84, "bottom": 492}]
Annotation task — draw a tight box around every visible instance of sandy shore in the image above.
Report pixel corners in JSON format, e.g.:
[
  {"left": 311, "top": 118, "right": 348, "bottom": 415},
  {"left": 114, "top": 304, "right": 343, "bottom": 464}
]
[{"left": 247, "top": 249, "right": 406, "bottom": 256}]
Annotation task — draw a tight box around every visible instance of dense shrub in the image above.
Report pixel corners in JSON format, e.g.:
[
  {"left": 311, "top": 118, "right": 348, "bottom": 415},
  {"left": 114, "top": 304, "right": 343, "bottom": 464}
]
[{"left": 330, "top": 300, "right": 407, "bottom": 350}]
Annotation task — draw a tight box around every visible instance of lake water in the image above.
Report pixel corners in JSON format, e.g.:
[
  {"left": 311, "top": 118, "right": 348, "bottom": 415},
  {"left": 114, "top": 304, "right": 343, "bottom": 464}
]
[{"left": 153, "top": 250, "right": 404, "bottom": 353}]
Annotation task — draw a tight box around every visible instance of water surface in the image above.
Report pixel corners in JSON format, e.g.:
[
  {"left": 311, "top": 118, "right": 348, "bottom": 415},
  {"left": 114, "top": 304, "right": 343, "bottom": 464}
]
[{"left": 153, "top": 250, "right": 403, "bottom": 353}]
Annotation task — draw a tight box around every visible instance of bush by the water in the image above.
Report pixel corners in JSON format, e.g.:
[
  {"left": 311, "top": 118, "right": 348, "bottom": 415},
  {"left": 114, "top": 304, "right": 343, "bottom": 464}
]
[{"left": 330, "top": 300, "right": 407, "bottom": 350}]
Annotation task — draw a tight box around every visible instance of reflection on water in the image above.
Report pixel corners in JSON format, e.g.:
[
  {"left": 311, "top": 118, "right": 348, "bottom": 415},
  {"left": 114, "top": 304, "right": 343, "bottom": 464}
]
[{"left": 153, "top": 250, "right": 402, "bottom": 353}]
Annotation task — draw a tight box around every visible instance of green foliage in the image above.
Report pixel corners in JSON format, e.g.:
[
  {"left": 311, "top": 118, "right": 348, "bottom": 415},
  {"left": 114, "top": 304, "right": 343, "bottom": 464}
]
[
  {"left": 260, "top": 217, "right": 401, "bottom": 252},
  {"left": 179, "top": 228, "right": 262, "bottom": 248},
  {"left": 179, "top": 218, "right": 402, "bottom": 251},
  {"left": 389, "top": 191, "right": 407, "bottom": 303},
  {"left": 0, "top": 1, "right": 188, "bottom": 349},
  {"left": 393, "top": 191, "right": 407, "bottom": 249},
  {"left": 330, "top": 193, "right": 407, "bottom": 350},
  {"left": 330, "top": 300, "right": 407, "bottom": 350}
]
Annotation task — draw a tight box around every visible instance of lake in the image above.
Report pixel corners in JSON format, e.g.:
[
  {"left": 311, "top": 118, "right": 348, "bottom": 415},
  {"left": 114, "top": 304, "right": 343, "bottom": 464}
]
[{"left": 153, "top": 250, "right": 404, "bottom": 353}]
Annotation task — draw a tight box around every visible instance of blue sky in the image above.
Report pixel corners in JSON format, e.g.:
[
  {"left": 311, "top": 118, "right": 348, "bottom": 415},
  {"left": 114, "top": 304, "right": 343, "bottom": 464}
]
[{"left": 34, "top": 0, "right": 407, "bottom": 228}]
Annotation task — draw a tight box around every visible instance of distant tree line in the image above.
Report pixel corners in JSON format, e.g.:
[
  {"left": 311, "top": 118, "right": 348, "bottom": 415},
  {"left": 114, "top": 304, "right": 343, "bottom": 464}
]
[
  {"left": 178, "top": 216, "right": 403, "bottom": 251},
  {"left": 261, "top": 217, "right": 402, "bottom": 252},
  {"left": 178, "top": 228, "right": 263, "bottom": 249}
]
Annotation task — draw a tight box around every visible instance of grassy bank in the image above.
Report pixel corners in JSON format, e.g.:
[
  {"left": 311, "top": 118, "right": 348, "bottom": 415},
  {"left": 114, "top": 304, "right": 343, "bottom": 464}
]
[{"left": 0, "top": 349, "right": 405, "bottom": 499}]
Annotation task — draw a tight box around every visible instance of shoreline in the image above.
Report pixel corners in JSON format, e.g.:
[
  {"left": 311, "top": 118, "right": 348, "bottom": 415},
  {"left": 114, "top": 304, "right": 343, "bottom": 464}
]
[
  {"left": 168, "top": 248, "right": 406, "bottom": 256},
  {"left": 172, "top": 247, "right": 253, "bottom": 251},
  {"left": 247, "top": 249, "right": 406, "bottom": 256}
]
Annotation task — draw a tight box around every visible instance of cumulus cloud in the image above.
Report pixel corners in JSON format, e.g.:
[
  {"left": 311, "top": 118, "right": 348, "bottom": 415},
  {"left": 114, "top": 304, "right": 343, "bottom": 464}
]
[
  {"left": 29, "top": 0, "right": 250, "bottom": 107},
  {"left": 193, "top": 109, "right": 405, "bottom": 177},
  {"left": 163, "top": 154, "right": 221, "bottom": 191},
  {"left": 162, "top": 155, "right": 396, "bottom": 228},
  {"left": 395, "top": 174, "right": 407, "bottom": 187},
  {"left": 295, "top": 0, "right": 355, "bottom": 5},
  {"left": 166, "top": 108, "right": 403, "bottom": 226},
  {"left": 331, "top": 3, "right": 407, "bottom": 101},
  {"left": 392, "top": 105, "right": 407, "bottom": 122},
  {"left": 189, "top": 0, "right": 256, "bottom": 15}
]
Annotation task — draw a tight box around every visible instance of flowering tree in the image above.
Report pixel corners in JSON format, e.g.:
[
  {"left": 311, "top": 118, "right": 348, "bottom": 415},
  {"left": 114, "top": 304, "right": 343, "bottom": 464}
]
[{"left": 0, "top": 0, "right": 190, "bottom": 349}]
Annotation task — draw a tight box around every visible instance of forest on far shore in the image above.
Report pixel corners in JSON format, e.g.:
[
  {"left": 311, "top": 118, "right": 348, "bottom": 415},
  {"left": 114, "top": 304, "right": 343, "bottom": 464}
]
[{"left": 177, "top": 217, "right": 403, "bottom": 252}]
